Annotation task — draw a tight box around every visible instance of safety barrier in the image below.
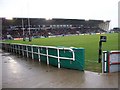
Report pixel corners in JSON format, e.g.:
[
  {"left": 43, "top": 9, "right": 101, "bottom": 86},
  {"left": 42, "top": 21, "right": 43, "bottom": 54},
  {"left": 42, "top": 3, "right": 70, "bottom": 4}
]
[
  {"left": 1, "top": 42, "right": 85, "bottom": 71},
  {"left": 102, "top": 51, "right": 120, "bottom": 73}
]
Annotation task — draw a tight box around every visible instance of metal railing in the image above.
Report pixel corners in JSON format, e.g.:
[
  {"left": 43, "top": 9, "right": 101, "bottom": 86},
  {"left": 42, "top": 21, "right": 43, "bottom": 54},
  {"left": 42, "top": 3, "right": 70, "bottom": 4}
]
[{"left": 1, "top": 43, "right": 75, "bottom": 69}]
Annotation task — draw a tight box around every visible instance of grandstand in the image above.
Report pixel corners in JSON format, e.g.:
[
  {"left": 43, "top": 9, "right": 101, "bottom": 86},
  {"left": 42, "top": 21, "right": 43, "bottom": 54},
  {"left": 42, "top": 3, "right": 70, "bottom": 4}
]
[
  {"left": 1, "top": 18, "right": 110, "bottom": 39},
  {"left": 110, "top": 27, "right": 120, "bottom": 33}
]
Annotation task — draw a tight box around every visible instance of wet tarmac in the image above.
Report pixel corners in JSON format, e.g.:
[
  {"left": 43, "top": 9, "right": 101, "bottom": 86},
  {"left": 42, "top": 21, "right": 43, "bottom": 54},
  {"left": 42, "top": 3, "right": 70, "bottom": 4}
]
[{"left": 1, "top": 50, "right": 119, "bottom": 88}]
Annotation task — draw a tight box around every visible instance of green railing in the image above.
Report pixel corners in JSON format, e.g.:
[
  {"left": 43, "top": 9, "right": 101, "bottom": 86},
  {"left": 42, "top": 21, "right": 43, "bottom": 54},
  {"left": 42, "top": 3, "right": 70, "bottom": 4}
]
[{"left": 1, "top": 42, "right": 85, "bottom": 71}]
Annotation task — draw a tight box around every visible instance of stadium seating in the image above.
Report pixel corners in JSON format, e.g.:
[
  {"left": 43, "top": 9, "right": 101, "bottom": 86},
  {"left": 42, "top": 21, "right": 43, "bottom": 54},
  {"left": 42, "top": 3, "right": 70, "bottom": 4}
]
[{"left": 2, "top": 18, "right": 108, "bottom": 39}]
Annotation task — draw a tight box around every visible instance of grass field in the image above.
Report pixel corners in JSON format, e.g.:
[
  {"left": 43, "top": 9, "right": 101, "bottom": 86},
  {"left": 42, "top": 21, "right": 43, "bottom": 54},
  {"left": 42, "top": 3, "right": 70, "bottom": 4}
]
[{"left": 3, "top": 33, "right": 119, "bottom": 72}]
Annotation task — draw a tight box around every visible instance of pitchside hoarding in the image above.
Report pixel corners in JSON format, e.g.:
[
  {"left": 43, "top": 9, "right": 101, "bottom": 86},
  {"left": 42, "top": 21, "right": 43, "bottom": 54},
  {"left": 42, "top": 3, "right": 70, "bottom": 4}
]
[
  {"left": 110, "top": 52, "right": 120, "bottom": 72},
  {"left": 102, "top": 51, "right": 120, "bottom": 73}
]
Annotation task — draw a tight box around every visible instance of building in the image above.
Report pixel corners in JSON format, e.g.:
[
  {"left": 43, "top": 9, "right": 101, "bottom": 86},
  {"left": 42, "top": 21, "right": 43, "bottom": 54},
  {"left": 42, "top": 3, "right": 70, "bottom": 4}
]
[{"left": 2, "top": 18, "right": 110, "bottom": 39}]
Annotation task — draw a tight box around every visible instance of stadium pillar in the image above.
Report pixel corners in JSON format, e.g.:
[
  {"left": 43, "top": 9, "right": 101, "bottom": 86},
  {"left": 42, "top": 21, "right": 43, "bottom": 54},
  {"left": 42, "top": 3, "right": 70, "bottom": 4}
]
[
  {"left": 98, "top": 36, "right": 107, "bottom": 63},
  {"left": 28, "top": 33, "right": 32, "bottom": 42},
  {"left": 22, "top": 18, "right": 25, "bottom": 41},
  {"left": 28, "top": 18, "right": 32, "bottom": 42}
]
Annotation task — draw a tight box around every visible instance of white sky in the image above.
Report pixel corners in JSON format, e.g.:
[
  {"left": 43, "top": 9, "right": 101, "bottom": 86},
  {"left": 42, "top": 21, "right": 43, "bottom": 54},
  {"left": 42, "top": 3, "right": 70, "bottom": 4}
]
[{"left": 0, "top": 0, "right": 119, "bottom": 29}]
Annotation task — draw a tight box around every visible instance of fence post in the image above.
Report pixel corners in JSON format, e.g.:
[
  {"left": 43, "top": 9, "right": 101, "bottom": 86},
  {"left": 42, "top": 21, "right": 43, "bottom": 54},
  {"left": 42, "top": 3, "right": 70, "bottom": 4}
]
[
  {"left": 15, "top": 45, "right": 16, "bottom": 54},
  {"left": 38, "top": 47, "right": 41, "bottom": 62},
  {"left": 31, "top": 46, "right": 34, "bottom": 60},
  {"left": 102, "top": 51, "right": 109, "bottom": 73},
  {"left": 22, "top": 45, "right": 24, "bottom": 56},
  {"left": 26, "top": 45, "right": 28, "bottom": 58},
  {"left": 46, "top": 48, "right": 49, "bottom": 65},
  {"left": 18, "top": 45, "right": 20, "bottom": 55},
  {"left": 57, "top": 48, "right": 60, "bottom": 68}
]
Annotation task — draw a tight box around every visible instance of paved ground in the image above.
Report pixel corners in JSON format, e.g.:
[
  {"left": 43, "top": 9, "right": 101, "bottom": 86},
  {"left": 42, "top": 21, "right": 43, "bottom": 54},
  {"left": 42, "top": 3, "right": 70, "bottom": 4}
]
[{"left": 1, "top": 50, "right": 119, "bottom": 88}]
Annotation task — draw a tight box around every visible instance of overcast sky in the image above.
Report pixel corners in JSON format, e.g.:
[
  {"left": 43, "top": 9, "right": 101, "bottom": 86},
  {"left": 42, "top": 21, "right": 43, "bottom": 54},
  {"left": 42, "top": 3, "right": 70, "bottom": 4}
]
[{"left": 0, "top": 0, "right": 119, "bottom": 29}]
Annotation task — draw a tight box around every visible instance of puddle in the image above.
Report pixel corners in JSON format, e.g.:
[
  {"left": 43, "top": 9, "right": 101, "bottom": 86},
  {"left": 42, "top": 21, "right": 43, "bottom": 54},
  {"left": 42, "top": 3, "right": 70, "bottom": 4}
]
[{"left": 1, "top": 51, "right": 119, "bottom": 88}]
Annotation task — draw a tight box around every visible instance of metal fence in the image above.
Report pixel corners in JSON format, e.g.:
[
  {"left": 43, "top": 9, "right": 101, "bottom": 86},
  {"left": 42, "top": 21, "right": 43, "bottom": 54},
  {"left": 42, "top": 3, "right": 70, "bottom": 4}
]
[{"left": 1, "top": 42, "right": 85, "bottom": 71}]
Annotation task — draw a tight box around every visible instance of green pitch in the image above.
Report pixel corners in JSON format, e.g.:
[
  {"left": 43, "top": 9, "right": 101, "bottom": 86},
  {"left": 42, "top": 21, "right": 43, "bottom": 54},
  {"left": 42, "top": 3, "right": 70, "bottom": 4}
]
[{"left": 3, "top": 33, "right": 118, "bottom": 72}]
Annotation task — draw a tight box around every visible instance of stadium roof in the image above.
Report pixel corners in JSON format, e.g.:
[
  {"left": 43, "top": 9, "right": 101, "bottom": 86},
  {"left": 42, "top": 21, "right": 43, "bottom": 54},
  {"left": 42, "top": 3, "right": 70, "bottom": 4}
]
[{"left": 2, "top": 18, "right": 105, "bottom": 26}]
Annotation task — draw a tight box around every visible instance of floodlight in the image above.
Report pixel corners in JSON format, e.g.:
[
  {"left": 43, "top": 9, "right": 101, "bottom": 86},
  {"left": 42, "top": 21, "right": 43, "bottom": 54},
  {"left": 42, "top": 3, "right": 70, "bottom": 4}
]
[
  {"left": 5, "top": 17, "right": 13, "bottom": 20},
  {"left": 45, "top": 18, "right": 52, "bottom": 20}
]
